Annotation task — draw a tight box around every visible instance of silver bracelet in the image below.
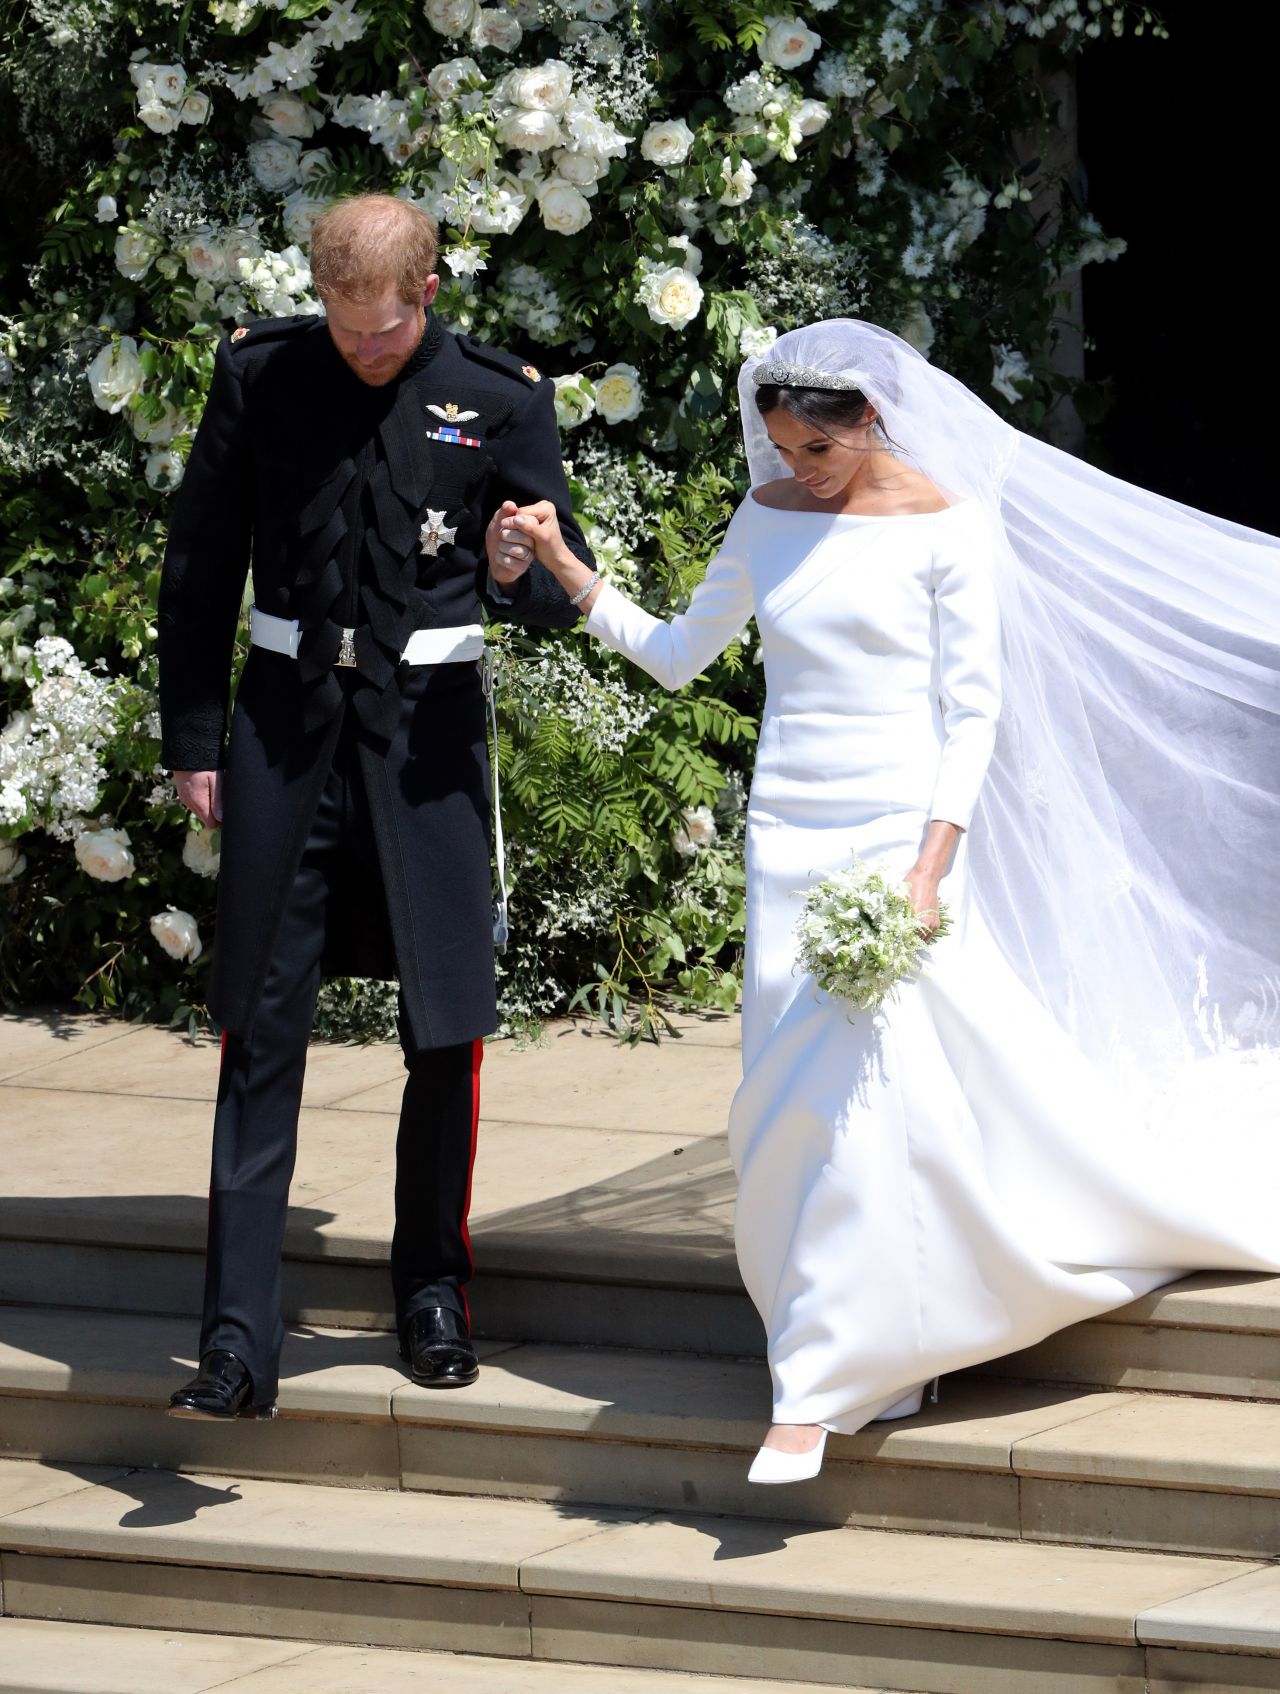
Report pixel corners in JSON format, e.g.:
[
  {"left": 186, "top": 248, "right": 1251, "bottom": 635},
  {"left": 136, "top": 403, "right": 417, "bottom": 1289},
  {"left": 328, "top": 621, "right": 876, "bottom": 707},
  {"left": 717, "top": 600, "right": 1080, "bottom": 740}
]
[{"left": 568, "top": 571, "right": 601, "bottom": 608}]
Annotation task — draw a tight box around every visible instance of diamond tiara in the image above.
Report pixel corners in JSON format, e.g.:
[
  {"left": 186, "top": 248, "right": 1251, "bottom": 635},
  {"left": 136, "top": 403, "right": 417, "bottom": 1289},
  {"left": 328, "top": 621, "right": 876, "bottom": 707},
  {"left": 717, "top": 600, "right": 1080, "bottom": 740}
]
[{"left": 751, "top": 360, "right": 865, "bottom": 392}]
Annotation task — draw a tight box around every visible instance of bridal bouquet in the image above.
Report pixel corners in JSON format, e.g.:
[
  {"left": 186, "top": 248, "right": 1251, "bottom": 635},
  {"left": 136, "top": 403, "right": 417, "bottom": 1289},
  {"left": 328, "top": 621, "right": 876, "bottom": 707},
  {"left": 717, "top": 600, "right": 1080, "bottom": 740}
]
[{"left": 795, "top": 854, "right": 951, "bottom": 1014}]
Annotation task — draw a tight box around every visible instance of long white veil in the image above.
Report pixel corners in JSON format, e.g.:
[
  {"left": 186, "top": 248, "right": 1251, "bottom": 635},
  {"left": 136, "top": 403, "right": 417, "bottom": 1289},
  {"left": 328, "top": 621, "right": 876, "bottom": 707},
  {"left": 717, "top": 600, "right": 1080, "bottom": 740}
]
[{"left": 739, "top": 320, "right": 1280, "bottom": 1103}]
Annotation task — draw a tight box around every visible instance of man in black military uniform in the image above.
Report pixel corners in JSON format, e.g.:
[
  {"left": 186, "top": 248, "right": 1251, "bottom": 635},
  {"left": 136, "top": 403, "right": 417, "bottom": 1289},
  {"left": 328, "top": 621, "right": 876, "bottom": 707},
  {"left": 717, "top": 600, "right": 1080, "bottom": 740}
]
[{"left": 159, "top": 194, "right": 595, "bottom": 1419}]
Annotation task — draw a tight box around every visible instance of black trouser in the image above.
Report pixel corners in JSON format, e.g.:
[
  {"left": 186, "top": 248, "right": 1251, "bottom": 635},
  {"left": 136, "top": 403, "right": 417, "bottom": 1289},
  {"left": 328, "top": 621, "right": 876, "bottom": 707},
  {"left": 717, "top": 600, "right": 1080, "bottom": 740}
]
[{"left": 200, "top": 725, "right": 482, "bottom": 1406}]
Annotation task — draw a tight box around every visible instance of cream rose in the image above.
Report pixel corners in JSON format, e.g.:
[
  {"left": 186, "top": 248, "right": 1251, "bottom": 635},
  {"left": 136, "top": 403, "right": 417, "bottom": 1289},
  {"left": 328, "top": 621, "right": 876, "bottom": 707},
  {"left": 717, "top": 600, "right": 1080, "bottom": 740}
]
[
  {"left": 553, "top": 148, "right": 607, "bottom": 190},
  {"left": 794, "top": 97, "right": 830, "bottom": 136},
  {"left": 595, "top": 362, "right": 643, "bottom": 424},
  {"left": 222, "top": 229, "right": 262, "bottom": 274},
  {"left": 150, "top": 906, "right": 203, "bottom": 963},
  {"left": 282, "top": 189, "right": 328, "bottom": 245},
  {"left": 498, "top": 107, "right": 562, "bottom": 151},
  {"left": 537, "top": 178, "right": 592, "bottom": 235},
  {"left": 182, "top": 827, "right": 221, "bottom": 879},
  {"left": 75, "top": 825, "right": 134, "bottom": 883},
  {"left": 259, "top": 91, "right": 322, "bottom": 138},
  {"left": 640, "top": 118, "right": 694, "bottom": 168},
  {"left": 471, "top": 8, "right": 522, "bottom": 50},
  {"left": 505, "top": 58, "right": 573, "bottom": 111},
  {"left": 0, "top": 842, "right": 27, "bottom": 885},
  {"left": 113, "top": 224, "right": 161, "bottom": 283},
  {"left": 297, "top": 147, "right": 333, "bottom": 184},
  {"left": 638, "top": 264, "right": 704, "bottom": 330},
  {"left": 424, "top": 0, "right": 479, "bottom": 37},
  {"left": 183, "top": 228, "right": 229, "bottom": 283},
  {"left": 247, "top": 136, "right": 303, "bottom": 190},
  {"left": 673, "top": 805, "right": 717, "bottom": 857},
  {"left": 758, "top": 14, "right": 821, "bottom": 70},
  {"left": 179, "top": 91, "right": 211, "bottom": 125},
  {"left": 426, "top": 55, "right": 482, "bottom": 98},
  {"left": 150, "top": 63, "right": 187, "bottom": 103},
  {"left": 87, "top": 337, "right": 144, "bottom": 414}
]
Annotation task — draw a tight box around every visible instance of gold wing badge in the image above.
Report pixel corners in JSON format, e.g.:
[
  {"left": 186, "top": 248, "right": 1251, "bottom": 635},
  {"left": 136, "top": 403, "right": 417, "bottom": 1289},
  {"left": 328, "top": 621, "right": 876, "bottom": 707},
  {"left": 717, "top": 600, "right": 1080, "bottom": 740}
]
[{"left": 427, "top": 402, "right": 480, "bottom": 422}]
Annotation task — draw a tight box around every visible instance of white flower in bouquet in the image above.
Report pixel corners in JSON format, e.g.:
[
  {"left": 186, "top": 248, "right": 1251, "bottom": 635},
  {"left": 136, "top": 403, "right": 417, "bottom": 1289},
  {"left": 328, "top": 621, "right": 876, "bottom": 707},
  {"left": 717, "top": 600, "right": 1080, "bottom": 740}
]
[
  {"left": 673, "top": 804, "right": 717, "bottom": 858},
  {"left": 0, "top": 841, "right": 27, "bottom": 884},
  {"left": 471, "top": 7, "right": 522, "bottom": 50},
  {"left": 248, "top": 136, "right": 303, "bottom": 191},
  {"left": 259, "top": 91, "right": 323, "bottom": 138},
  {"left": 87, "top": 337, "right": 144, "bottom": 414},
  {"left": 138, "top": 100, "right": 180, "bottom": 135},
  {"left": 427, "top": 56, "right": 483, "bottom": 98},
  {"left": 182, "top": 827, "right": 220, "bottom": 879},
  {"left": 182, "top": 228, "right": 230, "bottom": 284},
  {"left": 637, "top": 262, "right": 704, "bottom": 330},
  {"left": 595, "top": 362, "right": 643, "bottom": 424},
  {"left": 991, "top": 344, "right": 1031, "bottom": 403},
  {"left": 425, "top": 0, "right": 480, "bottom": 37},
  {"left": 794, "top": 97, "right": 831, "bottom": 137},
  {"left": 180, "top": 91, "right": 211, "bottom": 125},
  {"left": 537, "top": 177, "right": 592, "bottom": 235},
  {"left": 150, "top": 906, "right": 203, "bottom": 963},
  {"left": 129, "top": 397, "right": 185, "bottom": 445},
  {"left": 75, "top": 825, "right": 135, "bottom": 884},
  {"left": 758, "top": 15, "right": 821, "bottom": 70},
  {"left": 640, "top": 119, "right": 694, "bottom": 169},
  {"left": 718, "top": 155, "right": 756, "bottom": 206},
  {"left": 145, "top": 448, "right": 185, "bottom": 491},
  {"left": 150, "top": 63, "right": 188, "bottom": 104},
  {"left": 282, "top": 189, "right": 329, "bottom": 246},
  {"left": 95, "top": 195, "right": 118, "bottom": 224},
  {"left": 795, "top": 853, "right": 950, "bottom": 1014},
  {"left": 552, "top": 374, "right": 596, "bottom": 430},
  {"left": 505, "top": 59, "right": 573, "bottom": 111},
  {"left": 739, "top": 323, "right": 778, "bottom": 357},
  {"left": 499, "top": 107, "right": 562, "bottom": 151}
]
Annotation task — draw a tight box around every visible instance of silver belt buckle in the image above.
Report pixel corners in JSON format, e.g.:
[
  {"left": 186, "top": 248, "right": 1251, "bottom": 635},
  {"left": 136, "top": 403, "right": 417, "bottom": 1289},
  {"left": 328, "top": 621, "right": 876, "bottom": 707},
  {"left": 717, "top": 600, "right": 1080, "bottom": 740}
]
[{"left": 335, "top": 627, "right": 357, "bottom": 668}]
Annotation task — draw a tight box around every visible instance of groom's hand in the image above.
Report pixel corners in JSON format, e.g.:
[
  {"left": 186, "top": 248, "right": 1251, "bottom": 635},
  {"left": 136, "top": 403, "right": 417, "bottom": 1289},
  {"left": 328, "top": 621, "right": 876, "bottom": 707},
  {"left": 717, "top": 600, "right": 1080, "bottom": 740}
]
[{"left": 486, "top": 500, "right": 535, "bottom": 586}]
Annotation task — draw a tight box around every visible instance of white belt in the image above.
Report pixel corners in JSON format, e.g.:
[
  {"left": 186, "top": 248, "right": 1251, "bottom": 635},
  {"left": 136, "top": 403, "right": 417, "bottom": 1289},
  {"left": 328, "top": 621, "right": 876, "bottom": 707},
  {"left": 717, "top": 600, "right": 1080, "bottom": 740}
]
[{"left": 248, "top": 606, "right": 509, "bottom": 952}]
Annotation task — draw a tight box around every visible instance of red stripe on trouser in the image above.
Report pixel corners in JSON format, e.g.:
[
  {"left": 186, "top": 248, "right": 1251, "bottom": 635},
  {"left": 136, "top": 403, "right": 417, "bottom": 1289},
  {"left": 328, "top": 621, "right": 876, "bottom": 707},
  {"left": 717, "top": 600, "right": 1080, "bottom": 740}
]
[{"left": 459, "top": 1038, "right": 482, "bottom": 1324}]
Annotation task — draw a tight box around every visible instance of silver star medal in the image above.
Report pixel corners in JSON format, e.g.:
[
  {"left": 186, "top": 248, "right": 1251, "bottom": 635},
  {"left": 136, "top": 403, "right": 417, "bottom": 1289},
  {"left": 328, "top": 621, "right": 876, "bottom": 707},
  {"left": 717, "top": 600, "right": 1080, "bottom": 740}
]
[{"left": 419, "top": 509, "right": 458, "bottom": 557}]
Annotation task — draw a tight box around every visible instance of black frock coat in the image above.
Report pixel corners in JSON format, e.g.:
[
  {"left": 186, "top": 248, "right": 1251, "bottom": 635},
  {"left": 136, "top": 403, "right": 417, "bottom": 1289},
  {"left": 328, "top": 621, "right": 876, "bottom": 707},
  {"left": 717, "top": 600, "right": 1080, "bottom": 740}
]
[{"left": 157, "top": 313, "right": 590, "bottom": 1051}]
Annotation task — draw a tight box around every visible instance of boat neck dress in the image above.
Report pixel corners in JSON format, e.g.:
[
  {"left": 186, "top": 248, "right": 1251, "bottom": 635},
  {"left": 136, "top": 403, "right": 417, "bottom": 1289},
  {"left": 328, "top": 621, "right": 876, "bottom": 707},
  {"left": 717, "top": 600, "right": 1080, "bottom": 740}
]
[{"left": 583, "top": 492, "right": 1280, "bottom": 1434}]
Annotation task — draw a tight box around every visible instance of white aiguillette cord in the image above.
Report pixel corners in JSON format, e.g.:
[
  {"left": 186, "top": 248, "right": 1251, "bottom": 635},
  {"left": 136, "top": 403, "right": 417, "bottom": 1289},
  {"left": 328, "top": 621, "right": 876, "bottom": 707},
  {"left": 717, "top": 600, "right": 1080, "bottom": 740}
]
[{"left": 480, "top": 648, "right": 509, "bottom": 952}]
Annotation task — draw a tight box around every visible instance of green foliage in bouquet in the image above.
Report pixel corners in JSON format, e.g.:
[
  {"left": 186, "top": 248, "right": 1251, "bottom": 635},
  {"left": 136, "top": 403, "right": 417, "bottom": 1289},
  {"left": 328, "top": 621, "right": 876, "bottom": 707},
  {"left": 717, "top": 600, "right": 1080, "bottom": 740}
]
[
  {"left": 0, "top": 0, "right": 1162, "bottom": 1038},
  {"left": 796, "top": 854, "right": 951, "bottom": 1014}
]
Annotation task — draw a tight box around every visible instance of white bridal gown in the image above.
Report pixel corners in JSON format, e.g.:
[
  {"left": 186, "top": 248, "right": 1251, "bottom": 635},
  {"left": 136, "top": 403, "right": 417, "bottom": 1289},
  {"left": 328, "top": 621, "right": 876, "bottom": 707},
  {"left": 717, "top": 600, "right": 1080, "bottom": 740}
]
[{"left": 584, "top": 494, "right": 1280, "bottom": 1433}]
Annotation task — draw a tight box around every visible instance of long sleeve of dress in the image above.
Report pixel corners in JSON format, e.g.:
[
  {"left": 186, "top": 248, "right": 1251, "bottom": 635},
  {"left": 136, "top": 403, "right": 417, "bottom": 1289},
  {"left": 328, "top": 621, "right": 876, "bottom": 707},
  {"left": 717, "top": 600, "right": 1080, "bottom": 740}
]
[
  {"left": 584, "top": 504, "right": 755, "bottom": 690},
  {"left": 928, "top": 503, "right": 1003, "bottom": 830}
]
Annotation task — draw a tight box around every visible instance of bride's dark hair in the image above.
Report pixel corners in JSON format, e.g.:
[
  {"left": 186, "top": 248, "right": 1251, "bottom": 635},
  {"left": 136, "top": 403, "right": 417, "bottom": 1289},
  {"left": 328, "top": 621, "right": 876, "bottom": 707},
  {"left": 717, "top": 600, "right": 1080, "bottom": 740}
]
[{"left": 752, "top": 382, "right": 874, "bottom": 434}]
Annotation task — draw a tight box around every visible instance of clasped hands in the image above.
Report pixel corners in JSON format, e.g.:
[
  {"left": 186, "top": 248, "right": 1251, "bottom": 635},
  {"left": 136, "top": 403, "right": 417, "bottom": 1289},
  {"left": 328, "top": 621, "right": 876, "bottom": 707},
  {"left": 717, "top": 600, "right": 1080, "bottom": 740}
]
[{"left": 485, "top": 499, "right": 576, "bottom": 586}]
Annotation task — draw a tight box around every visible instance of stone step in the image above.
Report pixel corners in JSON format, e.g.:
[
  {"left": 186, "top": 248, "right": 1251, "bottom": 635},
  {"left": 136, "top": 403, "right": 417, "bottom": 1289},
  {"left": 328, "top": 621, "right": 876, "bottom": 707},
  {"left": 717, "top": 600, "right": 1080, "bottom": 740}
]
[
  {"left": 2, "top": 1457, "right": 1278, "bottom": 1694},
  {"left": 4, "top": 1307, "right": 1280, "bottom": 1559},
  {"left": 0, "top": 1617, "right": 843, "bottom": 1694}
]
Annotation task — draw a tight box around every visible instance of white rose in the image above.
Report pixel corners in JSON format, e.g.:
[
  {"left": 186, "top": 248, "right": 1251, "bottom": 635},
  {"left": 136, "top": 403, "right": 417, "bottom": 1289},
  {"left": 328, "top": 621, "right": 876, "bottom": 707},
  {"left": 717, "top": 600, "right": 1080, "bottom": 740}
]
[
  {"left": 794, "top": 97, "right": 831, "bottom": 137},
  {"left": 471, "top": 8, "right": 521, "bottom": 50},
  {"left": 538, "top": 178, "right": 592, "bottom": 235},
  {"left": 552, "top": 374, "right": 595, "bottom": 430},
  {"left": 138, "top": 99, "right": 179, "bottom": 135},
  {"left": 179, "top": 91, "right": 211, "bottom": 125},
  {"left": 640, "top": 118, "right": 694, "bottom": 168},
  {"left": 128, "top": 60, "right": 157, "bottom": 91},
  {"left": 673, "top": 804, "right": 717, "bottom": 857},
  {"left": 247, "top": 136, "right": 303, "bottom": 191},
  {"left": 129, "top": 398, "right": 185, "bottom": 444},
  {"left": 638, "top": 264, "right": 704, "bottom": 331},
  {"left": 75, "top": 826, "right": 134, "bottom": 883},
  {"left": 183, "top": 228, "right": 229, "bottom": 283},
  {"left": 553, "top": 148, "right": 607, "bottom": 189},
  {"left": 259, "top": 91, "right": 322, "bottom": 137},
  {"left": 579, "top": 0, "right": 616, "bottom": 16},
  {"left": 758, "top": 14, "right": 821, "bottom": 70},
  {"left": 498, "top": 107, "right": 562, "bottom": 151},
  {"left": 282, "top": 189, "right": 328, "bottom": 245},
  {"left": 87, "top": 336, "right": 144, "bottom": 414},
  {"left": 222, "top": 228, "right": 262, "bottom": 274},
  {"left": 718, "top": 155, "right": 756, "bottom": 206},
  {"left": 297, "top": 147, "right": 333, "bottom": 183},
  {"left": 96, "top": 194, "right": 118, "bottom": 223},
  {"left": 506, "top": 58, "right": 573, "bottom": 111},
  {"left": 595, "top": 362, "right": 643, "bottom": 425},
  {"left": 145, "top": 447, "right": 185, "bottom": 491},
  {"left": 150, "top": 906, "right": 203, "bottom": 963},
  {"left": 150, "top": 63, "right": 187, "bottom": 103},
  {"left": 0, "top": 841, "right": 26, "bottom": 885},
  {"left": 182, "top": 828, "right": 220, "bottom": 879},
  {"left": 424, "top": 0, "right": 479, "bottom": 37},
  {"left": 426, "top": 56, "right": 483, "bottom": 98},
  {"left": 114, "top": 222, "right": 162, "bottom": 282}
]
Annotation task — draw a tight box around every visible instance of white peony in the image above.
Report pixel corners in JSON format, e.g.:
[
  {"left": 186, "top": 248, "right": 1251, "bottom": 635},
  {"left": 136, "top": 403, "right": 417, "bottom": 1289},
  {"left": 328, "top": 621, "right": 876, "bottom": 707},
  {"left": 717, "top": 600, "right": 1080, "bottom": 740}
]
[
  {"left": 248, "top": 136, "right": 302, "bottom": 190},
  {"left": 87, "top": 337, "right": 144, "bottom": 414},
  {"left": 258, "top": 91, "right": 322, "bottom": 137},
  {"left": 595, "top": 362, "right": 643, "bottom": 424},
  {"left": 471, "top": 7, "right": 521, "bottom": 50},
  {"left": 145, "top": 448, "right": 185, "bottom": 491},
  {"left": 150, "top": 906, "right": 203, "bottom": 963},
  {"left": 281, "top": 189, "right": 328, "bottom": 245},
  {"left": 95, "top": 194, "right": 118, "bottom": 223},
  {"left": 0, "top": 841, "right": 26, "bottom": 885},
  {"left": 637, "top": 264, "right": 704, "bottom": 330},
  {"left": 673, "top": 804, "right": 717, "bottom": 857},
  {"left": 424, "top": 0, "right": 479, "bottom": 37},
  {"left": 138, "top": 100, "right": 180, "bottom": 135},
  {"left": 182, "top": 827, "right": 220, "bottom": 879},
  {"left": 182, "top": 228, "right": 229, "bottom": 283},
  {"left": 794, "top": 97, "right": 831, "bottom": 136},
  {"left": 552, "top": 374, "right": 595, "bottom": 430},
  {"left": 758, "top": 14, "right": 821, "bottom": 70},
  {"left": 553, "top": 148, "right": 608, "bottom": 190},
  {"left": 498, "top": 107, "right": 562, "bottom": 151},
  {"left": 537, "top": 177, "right": 592, "bottom": 235},
  {"left": 504, "top": 59, "right": 573, "bottom": 111},
  {"left": 179, "top": 91, "right": 211, "bottom": 125},
  {"left": 640, "top": 118, "right": 694, "bottom": 168},
  {"left": 718, "top": 155, "right": 756, "bottom": 206},
  {"left": 75, "top": 825, "right": 134, "bottom": 883},
  {"left": 427, "top": 55, "right": 483, "bottom": 98}
]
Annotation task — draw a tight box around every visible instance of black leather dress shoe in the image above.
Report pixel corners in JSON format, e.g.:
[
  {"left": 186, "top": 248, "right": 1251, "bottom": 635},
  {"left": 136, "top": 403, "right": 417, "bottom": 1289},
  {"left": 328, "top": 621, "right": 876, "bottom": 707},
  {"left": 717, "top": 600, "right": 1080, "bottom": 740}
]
[
  {"left": 399, "top": 1306, "right": 479, "bottom": 1388},
  {"left": 167, "top": 1350, "right": 276, "bottom": 1420}
]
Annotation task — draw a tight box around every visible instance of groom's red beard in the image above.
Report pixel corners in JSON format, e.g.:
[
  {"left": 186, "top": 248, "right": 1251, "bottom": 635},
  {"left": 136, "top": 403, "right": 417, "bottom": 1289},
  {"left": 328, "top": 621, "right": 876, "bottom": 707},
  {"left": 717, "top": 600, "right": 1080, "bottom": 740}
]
[{"left": 341, "top": 346, "right": 413, "bottom": 387}]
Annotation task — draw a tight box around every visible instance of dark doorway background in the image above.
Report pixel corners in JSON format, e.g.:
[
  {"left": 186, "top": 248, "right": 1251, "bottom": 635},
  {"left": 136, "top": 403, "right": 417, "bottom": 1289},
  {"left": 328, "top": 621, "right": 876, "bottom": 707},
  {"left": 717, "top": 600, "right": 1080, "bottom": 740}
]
[{"left": 1077, "top": 1, "right": 1275, "bottom": 531}]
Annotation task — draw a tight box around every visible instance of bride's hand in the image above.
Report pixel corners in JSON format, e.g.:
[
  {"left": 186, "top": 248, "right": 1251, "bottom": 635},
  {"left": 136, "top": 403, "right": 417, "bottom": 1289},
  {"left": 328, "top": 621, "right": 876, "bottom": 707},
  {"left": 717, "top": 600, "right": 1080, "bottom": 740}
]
[
  {"left": 904, "top": 868, "right": 942, "bottom": 938},
  {"left": 505, "top": 500, "right": 571, "bottom": 570}
]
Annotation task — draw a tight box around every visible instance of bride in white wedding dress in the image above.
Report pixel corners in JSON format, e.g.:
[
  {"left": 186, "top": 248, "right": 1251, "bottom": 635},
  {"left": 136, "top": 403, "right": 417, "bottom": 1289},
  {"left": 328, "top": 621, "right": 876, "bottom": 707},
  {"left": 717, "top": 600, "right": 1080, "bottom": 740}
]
[{"left": 492, "top": 319, "right": 1280, "bottom": 1484}]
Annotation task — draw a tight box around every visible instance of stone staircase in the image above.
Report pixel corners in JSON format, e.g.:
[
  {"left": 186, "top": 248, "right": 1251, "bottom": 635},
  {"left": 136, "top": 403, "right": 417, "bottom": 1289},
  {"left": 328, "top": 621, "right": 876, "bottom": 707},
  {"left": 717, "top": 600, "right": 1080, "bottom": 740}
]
[{"left": 1, "top": 1011, "right": 1278, "bottom": 1692}]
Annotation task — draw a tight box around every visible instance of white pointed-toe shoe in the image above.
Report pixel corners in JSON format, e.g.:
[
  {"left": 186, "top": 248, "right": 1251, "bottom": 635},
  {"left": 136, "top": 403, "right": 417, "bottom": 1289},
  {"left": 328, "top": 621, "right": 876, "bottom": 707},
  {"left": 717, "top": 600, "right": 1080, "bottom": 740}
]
[{"left": 747, "top": 1429, "right": 827, "bottom": 1485}]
